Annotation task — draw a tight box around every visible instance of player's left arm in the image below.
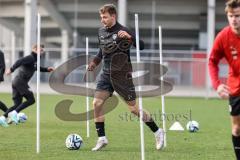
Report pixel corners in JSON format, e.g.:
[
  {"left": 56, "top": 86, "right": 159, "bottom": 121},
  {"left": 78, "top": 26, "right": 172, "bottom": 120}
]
[
  {"left": 0, "top": 50, "right": 5, "bottom": 82},
  {"left": 39, "top": 66, "right": 55, "bottom": 72},
  {"left": 118, "top": 28, "right": 144, "bottom": 50}
]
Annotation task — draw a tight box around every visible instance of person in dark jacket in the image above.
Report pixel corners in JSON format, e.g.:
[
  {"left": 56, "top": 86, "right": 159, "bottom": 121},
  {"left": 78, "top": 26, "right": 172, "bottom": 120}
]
[
  {"left": 0, "top": 44, "right": 54, "bottom": 127},
  {"left": 0, "top": 50, "right": 8, "bottom": 114},
  {"left": 88, "top": 4, "right": 164, "bottom": 151}
]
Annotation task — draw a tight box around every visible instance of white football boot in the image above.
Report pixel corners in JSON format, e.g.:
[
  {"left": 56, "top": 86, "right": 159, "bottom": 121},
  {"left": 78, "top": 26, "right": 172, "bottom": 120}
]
[
  {"left": 0, "top": 116, "right": 9, "bottom": 127},
  {"left": 8, "top": 110, "right": 19, "bottom": 125},
  {"left": 92, "top": 136, "right": 108, "bottom": 151},
  {"left": 155, "top": 128, "right": 164, "bottom": 150}
]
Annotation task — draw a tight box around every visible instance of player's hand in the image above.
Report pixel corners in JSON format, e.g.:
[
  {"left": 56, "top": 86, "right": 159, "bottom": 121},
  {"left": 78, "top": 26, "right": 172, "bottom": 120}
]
[
  {"left": 118, "top": 30, "right": 131, "bottom": 39},
  {"left": 48, "top": 67, "right": 55, "bottom": 72},
  {"left": 217, "top": 84, "right": 230, "bottom": 99},
  {"left": 87, "top": 62, "right": 96, "bottom": 71},
  {"left": 5, "top": 69, "right": 12, "bottom": 75}
]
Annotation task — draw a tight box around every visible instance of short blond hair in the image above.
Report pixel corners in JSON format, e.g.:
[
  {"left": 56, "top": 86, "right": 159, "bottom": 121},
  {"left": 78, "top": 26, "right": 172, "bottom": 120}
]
[
  {"left": 99, "top": 4, "right": 117, "bottom": 16},
  {"left": 225, "top": 0, "right": 240, "bottom": 13}
]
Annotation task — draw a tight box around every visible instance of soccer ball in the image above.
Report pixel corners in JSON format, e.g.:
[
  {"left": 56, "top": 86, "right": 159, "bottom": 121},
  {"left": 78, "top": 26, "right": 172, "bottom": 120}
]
[
  {"left": 17, "top": 112, "right": 28, "bottom": 123},
  {"left": 186, "top": 120, "right": 199, "bottom": 132},
  {"left": 65, "top": 134, "right": 83, "bottom": 150}
]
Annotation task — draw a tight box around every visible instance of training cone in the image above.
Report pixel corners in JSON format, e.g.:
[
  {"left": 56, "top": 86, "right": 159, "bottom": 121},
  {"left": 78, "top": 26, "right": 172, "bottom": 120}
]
[{"left": 169, "top": 121, "right": 184, "bottom": 131}]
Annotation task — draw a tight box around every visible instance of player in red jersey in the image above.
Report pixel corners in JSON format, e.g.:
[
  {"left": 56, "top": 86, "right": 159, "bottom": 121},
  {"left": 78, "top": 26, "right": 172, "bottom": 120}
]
[{"left": 209, "top": 0, "right": 240, "bottom": 159}]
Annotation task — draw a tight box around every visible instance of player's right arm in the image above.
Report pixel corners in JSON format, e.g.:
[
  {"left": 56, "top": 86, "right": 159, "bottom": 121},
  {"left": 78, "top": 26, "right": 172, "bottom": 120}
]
[
  {"left": 217, "top": 84, "right": 230, "bottom": 99},
  {"left": 88, "top": 30, "right": 103, "bottom": 71},
  {"left": 87, "top": 49, "right": 102, "bottom": 71},
  {"left": 208, "top": 32, "right": 229, "bottom": 99},
  {"left": 6, "top": 55, "right": 34, "bottom": 75}
]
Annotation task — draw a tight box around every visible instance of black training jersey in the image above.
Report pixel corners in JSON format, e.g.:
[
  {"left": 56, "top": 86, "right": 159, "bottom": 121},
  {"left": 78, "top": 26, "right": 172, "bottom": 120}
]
[
  {"left": 10, "top": 52, "right": 49, "bottom": 84},
  {"left": 0, "top": 50, "right": 5, "bottom": 82},
  {"left": 95, "top": 22, "right": 144, "bottom": 74}
]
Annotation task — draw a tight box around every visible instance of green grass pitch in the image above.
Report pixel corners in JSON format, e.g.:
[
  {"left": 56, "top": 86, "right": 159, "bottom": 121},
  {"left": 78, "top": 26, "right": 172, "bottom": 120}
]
[{"left": 0, "top": 93, "right": 235, "bottom": 160}]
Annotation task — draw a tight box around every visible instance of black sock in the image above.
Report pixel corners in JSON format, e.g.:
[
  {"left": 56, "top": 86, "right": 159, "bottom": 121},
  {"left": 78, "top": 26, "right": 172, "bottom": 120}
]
[
  {"left": 145, "top": 118, "right": 159, "bottom": 133},
  {"left": 232, "top": 135, "right": 240, "bottom": 160},
  {"left": 95, "top": 122, "right": 105, "bottom": 137},
  {"left": 0, "top": 101, "right": 8, "bottom": 112}
]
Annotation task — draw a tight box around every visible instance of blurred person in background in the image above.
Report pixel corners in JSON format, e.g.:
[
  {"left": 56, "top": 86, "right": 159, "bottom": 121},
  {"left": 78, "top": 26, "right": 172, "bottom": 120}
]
[{"left": 0, "top": 44, "right": 54, "bottom": 127}]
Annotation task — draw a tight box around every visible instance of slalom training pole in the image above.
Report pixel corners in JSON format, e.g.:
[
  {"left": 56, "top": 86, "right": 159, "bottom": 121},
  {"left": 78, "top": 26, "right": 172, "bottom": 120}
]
[
  {"left": 86, "top": 37, "right": 90, "bottom": 138},
  {"left": 159, "top": 26, "right": 167, "bottom": 147},
  {"left": 36, "top": 13, "right": 41, "bottom": 154},
  {"left": 135, "top": 14, "right": 145, "bottom": 160}
]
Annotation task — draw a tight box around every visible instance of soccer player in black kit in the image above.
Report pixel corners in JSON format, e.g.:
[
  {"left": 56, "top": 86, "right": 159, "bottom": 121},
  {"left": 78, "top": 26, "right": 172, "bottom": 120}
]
[
  {"left": 0, "top": 50, "right": 8, "bottom": 117},
  {"left": 88, "top": 4, "right": 164, "bottom": 151},
  {"left": 0, "top": 44, "right": 54, "bottom": 127}
]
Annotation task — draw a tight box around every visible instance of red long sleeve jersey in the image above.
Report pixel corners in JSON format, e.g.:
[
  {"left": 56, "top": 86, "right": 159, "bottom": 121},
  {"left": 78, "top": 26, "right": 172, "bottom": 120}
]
[{"left": 209, "top": 26, "right": 240, "bottom": 96}]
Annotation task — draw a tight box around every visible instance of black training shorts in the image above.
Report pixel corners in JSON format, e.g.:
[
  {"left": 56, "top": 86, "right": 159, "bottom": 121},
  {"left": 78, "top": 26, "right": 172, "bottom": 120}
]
[
  {"left": 229, "top": 96, "right": 240, "bottom": 116},
  {"left": 96, "top": 73, "right": 136, "bottom": 101}
]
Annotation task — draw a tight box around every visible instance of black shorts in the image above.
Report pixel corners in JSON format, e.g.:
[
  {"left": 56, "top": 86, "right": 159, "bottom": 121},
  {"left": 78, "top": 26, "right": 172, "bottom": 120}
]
[
  {"left": 96, "top": 73, "right": 114, "bottom": 94},
  {"left": 96, "top": 73, "right": 136, "bottom": 101},
  {"left": 229, "top": 96, "right": 240, "bottom": 116},
  {"left": 12, "top": 81, "right": 32, "bottom": 96}
]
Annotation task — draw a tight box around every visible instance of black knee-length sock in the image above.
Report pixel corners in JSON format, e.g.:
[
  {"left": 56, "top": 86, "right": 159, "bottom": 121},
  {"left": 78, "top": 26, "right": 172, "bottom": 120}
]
[{"left": 232, "top": 135, "right": 240, "bottom": 160}]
